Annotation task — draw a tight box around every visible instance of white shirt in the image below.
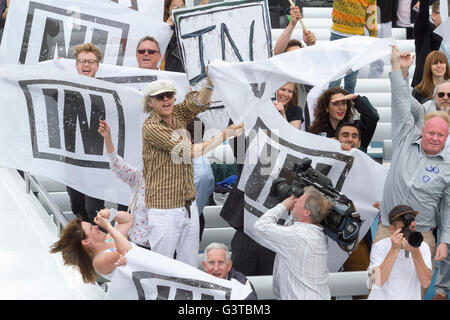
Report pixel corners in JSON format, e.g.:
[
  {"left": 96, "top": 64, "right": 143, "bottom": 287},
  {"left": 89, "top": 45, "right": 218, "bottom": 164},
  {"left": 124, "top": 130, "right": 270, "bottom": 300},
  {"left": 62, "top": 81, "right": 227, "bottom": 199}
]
[
  {"left": 253, "top": 203, "right": 330, "bottom": 300},
  {"left": 368, "top": 237, "right": 432, "bottom": 300}
]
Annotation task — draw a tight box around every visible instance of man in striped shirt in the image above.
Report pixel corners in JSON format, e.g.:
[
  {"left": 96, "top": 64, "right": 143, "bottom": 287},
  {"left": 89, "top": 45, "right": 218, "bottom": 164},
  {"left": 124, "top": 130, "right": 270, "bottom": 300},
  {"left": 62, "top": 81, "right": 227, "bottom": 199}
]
[
  {"left": 141, "top": 77, "right": 214, "bottom": 267},
  {"left": 253, "top": 186, "right": 333, "bottom": 300}
]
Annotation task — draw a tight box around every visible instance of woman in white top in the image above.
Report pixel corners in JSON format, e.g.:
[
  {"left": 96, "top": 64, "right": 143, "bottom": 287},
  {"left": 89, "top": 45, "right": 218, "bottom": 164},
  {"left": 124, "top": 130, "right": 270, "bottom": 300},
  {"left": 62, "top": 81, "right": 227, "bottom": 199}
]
[{"left": 50, "top": 209, "right": 133, "bottom": 284}]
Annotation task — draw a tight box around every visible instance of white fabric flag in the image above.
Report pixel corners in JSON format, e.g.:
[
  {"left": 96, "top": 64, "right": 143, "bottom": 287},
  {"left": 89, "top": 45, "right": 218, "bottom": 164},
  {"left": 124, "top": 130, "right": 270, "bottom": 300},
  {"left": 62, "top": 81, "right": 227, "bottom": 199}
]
[
  {"left": 172, "top": 0, "right": 272, "bottom": 138},
  {"left": 106, "top": 246, "right": 253, "bottom": 300},
  {"left": 108, "top": 0, "right": 164, "bottom": 20},
  {"left": 209, "top": 36, "right": 394, "bottom": 127},
  {"left": 0, "top": 0, "right": 172, "bottom": 67},
  {"left": 0, "top": 63, "right": 145, "bottom": 206}
]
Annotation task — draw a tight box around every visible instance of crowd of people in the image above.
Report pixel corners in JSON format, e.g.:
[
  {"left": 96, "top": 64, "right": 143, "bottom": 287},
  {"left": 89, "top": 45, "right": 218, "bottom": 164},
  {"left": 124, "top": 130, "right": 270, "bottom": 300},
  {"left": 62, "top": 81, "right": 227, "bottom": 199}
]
[{"left": 2, "top": 0, "right": 442, "bottom": 300}]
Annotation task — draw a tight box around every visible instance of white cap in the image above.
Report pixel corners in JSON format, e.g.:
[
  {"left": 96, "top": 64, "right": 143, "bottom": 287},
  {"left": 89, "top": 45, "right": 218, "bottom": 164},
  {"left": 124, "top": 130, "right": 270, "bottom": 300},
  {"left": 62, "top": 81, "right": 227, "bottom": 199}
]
[{"left": 143, "top": 79, "right": 177, "bottom": 97}]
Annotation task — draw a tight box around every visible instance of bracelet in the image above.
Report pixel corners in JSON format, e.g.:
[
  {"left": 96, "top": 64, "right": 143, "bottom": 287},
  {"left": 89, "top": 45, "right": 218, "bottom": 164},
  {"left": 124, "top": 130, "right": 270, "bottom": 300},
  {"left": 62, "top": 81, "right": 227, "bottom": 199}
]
[{"left": 206, "top": 84, "right": 214, "bottom": 90}]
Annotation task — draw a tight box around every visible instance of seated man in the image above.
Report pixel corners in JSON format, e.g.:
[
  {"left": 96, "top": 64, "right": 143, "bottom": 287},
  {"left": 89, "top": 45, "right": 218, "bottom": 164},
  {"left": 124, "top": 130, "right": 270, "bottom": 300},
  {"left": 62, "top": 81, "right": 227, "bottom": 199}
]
[
  {"left": 202, "top": 242, "right": 257, "bottom": 300},
  {"left": 368, "top": 205, "right": 432, "bottom": 300},
  {"left": 253, "top": 186, "right": 333, "bottom": 300}
]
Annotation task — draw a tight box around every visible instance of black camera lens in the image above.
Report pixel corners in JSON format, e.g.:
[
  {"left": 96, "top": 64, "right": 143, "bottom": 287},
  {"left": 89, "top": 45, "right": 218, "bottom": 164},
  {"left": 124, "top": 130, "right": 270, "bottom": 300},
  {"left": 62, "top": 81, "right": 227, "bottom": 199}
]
[{"left": 407, "top": 231, "right": 423, "bottom": 248}]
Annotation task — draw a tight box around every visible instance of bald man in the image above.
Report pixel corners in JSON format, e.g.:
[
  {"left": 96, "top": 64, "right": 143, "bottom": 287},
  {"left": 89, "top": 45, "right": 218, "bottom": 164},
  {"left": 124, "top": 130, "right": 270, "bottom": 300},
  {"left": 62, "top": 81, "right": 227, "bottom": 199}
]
[{"left": 374, "top": 48, "right": 449, "bottom": 275}]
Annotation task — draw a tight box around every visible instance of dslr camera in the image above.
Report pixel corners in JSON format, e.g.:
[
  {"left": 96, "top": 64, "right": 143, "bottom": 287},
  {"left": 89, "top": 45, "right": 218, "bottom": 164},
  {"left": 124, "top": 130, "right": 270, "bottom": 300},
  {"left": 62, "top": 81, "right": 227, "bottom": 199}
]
[
  {"left": 270, "top": 158, "right": 362, "bottom": 251},
  {"left": 400, "top": 214, "right": 423, "bottom": 248}
]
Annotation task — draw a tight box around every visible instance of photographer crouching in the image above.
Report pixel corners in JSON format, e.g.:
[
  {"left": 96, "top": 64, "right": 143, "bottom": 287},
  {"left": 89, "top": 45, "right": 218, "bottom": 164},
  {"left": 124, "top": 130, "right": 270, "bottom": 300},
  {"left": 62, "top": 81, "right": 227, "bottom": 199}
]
[{"left": 253, "top": 186, "right": 334, "bottom": 300}]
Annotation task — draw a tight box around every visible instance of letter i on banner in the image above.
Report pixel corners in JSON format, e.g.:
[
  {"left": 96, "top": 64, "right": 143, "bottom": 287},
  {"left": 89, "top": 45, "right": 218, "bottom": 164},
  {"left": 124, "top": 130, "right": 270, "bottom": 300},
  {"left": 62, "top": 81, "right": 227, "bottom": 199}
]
[{"left": 172, "top": 0, "right": 273, "bottom": 135}]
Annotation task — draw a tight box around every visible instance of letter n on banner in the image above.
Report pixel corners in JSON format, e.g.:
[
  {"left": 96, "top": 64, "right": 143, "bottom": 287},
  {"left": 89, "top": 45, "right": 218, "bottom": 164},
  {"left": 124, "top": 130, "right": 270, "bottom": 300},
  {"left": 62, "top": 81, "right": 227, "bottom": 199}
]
[{"left": 172, "top": 0, "right": 273, "bottom": 133}]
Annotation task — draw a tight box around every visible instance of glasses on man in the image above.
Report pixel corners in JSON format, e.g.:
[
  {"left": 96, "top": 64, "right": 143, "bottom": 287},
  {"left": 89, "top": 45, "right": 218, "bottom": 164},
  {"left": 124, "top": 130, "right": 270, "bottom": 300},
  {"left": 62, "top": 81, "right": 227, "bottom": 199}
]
[
  {"left": 137, "top": 49, "right": 159, "bottom": 55},
  {"left": 437, "top": 92, "right": 450, "bottom": 98},
  {"left": 154, "top": 92, "right": 175, "bottom": 101},
  {"left": 77, "top": 59, "right": 98, "bottom": 65}
]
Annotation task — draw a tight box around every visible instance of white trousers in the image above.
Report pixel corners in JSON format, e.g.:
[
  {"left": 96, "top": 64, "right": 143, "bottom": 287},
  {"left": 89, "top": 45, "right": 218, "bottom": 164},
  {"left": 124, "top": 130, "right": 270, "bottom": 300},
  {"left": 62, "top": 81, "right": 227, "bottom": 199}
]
[{"left": 147, "top": 201, "right": 199, "bottom": 267}]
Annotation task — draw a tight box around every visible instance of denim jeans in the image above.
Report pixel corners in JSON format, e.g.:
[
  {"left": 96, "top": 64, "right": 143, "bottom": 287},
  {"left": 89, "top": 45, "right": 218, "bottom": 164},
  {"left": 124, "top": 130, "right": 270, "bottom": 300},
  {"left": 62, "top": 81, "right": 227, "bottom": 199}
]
[{"left": 328, "top": 32, "right": 359, "bottom": 93}]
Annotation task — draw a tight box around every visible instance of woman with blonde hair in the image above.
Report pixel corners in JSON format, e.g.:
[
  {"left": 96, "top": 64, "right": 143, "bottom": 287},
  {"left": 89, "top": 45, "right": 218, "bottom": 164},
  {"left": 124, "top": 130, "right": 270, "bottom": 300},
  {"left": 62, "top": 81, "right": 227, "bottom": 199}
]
[
  {"left": 49, "top": 209, "right": 133, "bottom": 284},
  {"left": 412, "top": 50, "right": 450, "bottom": 104},
  {"left": 273, "top": 82, "right": 304, "bottom": 129}
]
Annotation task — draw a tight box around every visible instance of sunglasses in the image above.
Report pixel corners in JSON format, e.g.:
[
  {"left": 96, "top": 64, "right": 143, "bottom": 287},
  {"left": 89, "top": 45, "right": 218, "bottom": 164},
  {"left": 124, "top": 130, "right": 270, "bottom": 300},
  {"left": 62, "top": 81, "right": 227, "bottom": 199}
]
[
  {"left": 137, "top": 49, "right": 159, "bottom": 55},
  {"left": 154, "top": 92, "right": 175, "bottom": 101},
  {"left": 437, "top": 92, "right": 450, "bottom": 98}
]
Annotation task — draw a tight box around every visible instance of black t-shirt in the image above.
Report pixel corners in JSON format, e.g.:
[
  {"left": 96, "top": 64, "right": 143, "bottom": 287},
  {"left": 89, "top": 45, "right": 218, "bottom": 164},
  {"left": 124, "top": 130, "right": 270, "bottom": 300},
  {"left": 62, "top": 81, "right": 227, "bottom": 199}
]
[{"left": 285, "top": 104, "right": 304, "bottom": 123}]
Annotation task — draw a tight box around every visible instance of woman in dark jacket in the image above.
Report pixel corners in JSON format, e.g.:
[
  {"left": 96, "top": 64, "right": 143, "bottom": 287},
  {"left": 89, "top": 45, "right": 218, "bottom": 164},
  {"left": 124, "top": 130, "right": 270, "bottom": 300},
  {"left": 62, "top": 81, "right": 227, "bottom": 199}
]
[{"left": 308, "top": 87, "right": 380, "bottom": 153}]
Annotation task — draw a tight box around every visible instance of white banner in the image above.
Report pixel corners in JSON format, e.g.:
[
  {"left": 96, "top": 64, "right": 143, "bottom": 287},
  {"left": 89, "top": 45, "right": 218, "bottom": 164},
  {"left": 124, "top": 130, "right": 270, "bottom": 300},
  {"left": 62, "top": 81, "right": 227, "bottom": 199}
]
[
  {"left": 173, "top": 0, "right": 272, "bottom": 137},
  {"left": 106, "top": 246, "right": 253, "bottom": 300},
  {"left": 208, "top": 38, "right": 390, "bottom": 271},
  {"left": 0, "top": 63, "right": 146, "bottom": 206},
  {"left": 0, "top": 0, "right": 172, "bottom": 67},
  {"left": 240, "top": 110, "right": 387, "bottom": 271},
  {"left": 208, "top": 36, "right": 394, "bottom": 128},
  {"left": 40, "top": 58, "right": 190, "bottom": 96},
  {"left": 108, "top": 0, "right": 164, "bottom": 20}
]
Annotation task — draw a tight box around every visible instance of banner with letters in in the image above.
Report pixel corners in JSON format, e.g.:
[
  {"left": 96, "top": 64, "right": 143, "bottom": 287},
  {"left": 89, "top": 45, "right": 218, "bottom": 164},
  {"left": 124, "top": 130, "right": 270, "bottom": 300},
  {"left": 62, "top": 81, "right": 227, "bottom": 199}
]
[
  {"left": 0, "top": 63, "right": 146, "bottom": 206},
  {"left": 0, "top": 0, "right": 172, "bottom": 68},
  {"left": 172, "top": 0, "right": 273, "bottom": 137},
  {"left": 106, "top": 246, "right": 253, "bottom": 300},
  {"left": 0, "top": 62, "right": 198, "bottom": 206},
  {"left": 208, "top": 38, "right": 391, "bottom": 271}
]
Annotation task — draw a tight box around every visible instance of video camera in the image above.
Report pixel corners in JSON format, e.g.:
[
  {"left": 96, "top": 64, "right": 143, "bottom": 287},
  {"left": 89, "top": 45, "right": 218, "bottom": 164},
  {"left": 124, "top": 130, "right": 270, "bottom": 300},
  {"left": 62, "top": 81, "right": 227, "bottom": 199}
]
[
  {"left": 400, "top": 214, "right": 423, "bottom": 248},
  {"left": 270, "top": 158, "right": 362, "bottom": 251}
]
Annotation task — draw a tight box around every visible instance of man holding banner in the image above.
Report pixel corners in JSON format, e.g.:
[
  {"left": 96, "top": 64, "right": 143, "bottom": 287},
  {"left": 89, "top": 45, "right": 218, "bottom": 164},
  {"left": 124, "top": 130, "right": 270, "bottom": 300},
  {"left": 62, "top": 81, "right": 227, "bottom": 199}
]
[{"left": 141, "top": 76, "right": 214, "bottom": 267}]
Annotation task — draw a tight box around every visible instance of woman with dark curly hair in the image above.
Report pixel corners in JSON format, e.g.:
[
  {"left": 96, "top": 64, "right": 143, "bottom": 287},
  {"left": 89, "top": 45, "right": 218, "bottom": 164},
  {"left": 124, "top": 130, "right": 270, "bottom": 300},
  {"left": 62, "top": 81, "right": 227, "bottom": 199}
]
[
  {"left": 49, "top": 209, "right": 133, "bottom": 284},
  {"left": 308, "top": 87, "right": 379, "bottom": 153}
]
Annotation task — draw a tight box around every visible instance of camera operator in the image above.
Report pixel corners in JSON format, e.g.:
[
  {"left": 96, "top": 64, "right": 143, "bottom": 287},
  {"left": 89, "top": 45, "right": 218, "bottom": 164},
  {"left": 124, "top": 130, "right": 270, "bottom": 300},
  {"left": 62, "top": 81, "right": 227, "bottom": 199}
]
[
  {"left": 253, "top": 186, "right": 334, "bottom": 300},
  {"left": 368, "top": 205, "right": 432, "bottom": 300}
]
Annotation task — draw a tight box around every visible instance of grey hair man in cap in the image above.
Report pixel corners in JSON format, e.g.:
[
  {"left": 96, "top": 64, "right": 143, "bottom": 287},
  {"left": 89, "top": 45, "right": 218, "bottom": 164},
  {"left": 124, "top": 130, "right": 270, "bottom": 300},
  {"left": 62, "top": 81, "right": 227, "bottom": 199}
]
[
  {"left": 141, "top": 75, "right": 242, "bottom": 266},
  {"left": 141, "top": 76, "right": 213, "bottom": 266},
  {"left": 368, "top": 205, "right": 432, "bottom": 300}
]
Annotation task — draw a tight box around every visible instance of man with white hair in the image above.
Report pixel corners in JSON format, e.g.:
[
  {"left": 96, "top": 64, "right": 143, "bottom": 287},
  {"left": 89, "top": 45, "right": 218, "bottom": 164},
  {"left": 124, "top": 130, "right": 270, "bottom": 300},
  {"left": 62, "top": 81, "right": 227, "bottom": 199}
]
[{"left": 202, "top": 242, "right": 257, "bottom": 300}]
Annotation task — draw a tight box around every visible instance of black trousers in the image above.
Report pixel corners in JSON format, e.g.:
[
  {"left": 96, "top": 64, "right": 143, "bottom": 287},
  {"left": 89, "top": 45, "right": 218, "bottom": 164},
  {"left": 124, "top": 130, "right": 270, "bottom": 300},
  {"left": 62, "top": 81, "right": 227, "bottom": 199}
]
[
  {"left": 230, "top": 228, "right": 276, "bottom": 276},
  {"left": 66, "top": 186, "right": 104, "bottom": 222}
]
